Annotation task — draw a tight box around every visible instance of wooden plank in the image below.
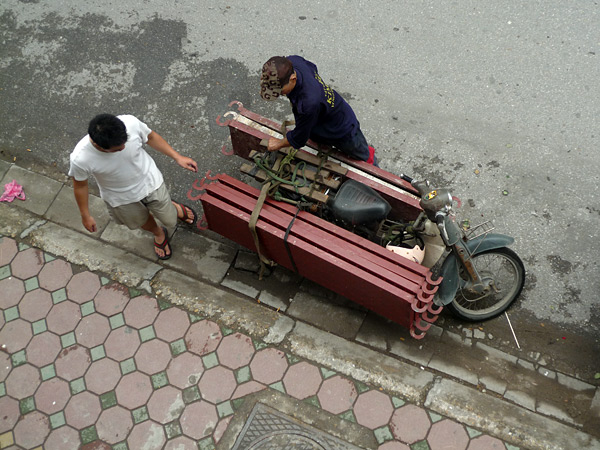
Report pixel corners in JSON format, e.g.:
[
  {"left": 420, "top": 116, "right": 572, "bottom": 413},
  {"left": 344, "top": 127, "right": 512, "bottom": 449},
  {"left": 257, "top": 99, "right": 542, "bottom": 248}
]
[
  {"left": 278, "top": 147, "right": 348, "bottom": 176},
  {"left": 246, "top": 150, "right": 341, "bottom": 190},
  {"left": 240, "top": 163, "right": 330, "bottom": 204},
  {"left": 204, "top": 179, "right": 430, "bottom": 289},
  {"left": 200, "top": 191, "right": 415, "bottom": 328},
  {"left": 214, "top": 174, "right": 433, "bottom": 279}
]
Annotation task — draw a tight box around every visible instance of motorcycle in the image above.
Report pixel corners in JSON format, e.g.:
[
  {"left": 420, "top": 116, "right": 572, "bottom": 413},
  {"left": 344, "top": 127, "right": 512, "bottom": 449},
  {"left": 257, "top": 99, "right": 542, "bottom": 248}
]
[{"left": 319, "top": 173, "right": 526, "bottom": 321}]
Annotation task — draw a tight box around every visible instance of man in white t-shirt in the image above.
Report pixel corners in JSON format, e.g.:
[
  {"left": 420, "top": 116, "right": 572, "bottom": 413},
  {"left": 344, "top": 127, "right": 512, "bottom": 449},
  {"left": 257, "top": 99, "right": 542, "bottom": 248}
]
[{"left": 69, "top": 114, "right": 198, "bottom": 260}]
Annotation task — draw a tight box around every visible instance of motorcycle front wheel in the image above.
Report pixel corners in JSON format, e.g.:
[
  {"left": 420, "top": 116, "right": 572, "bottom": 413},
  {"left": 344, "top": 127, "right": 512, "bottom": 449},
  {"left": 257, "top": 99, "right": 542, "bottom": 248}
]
[{"left": 446, "top": 247, "right": 525, "bottom": 322}]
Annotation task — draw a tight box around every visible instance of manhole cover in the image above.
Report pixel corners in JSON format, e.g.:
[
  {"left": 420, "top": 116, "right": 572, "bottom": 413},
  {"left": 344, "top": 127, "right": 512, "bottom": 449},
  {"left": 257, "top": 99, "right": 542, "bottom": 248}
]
[{"left": 232, "top": 403, "right": 362, "bottom": 450}]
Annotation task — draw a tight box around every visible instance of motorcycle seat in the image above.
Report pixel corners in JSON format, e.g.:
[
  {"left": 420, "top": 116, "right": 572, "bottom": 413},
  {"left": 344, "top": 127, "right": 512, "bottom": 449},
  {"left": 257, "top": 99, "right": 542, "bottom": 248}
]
[{"left": 329, "top": 180, "right": 391, "bottom": 225}]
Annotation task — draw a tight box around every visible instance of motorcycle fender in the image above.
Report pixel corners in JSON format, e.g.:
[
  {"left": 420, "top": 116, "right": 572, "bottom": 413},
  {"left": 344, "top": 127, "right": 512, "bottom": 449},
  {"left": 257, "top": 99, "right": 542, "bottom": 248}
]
[{"left": 434, "top": 234, "right": 515, "bottom": 306}]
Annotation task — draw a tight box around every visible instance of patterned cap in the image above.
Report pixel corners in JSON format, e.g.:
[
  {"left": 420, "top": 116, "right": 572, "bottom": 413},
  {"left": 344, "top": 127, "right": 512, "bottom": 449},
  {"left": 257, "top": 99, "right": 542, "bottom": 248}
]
[{"left": 260, "top": 60, "right": 282, "bottom": 101}]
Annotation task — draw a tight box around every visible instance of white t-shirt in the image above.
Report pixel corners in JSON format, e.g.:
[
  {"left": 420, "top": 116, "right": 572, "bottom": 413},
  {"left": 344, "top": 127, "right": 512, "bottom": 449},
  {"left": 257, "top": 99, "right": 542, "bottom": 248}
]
[{"left": 69, "top": 115, "right": 164, "bottom": 207}]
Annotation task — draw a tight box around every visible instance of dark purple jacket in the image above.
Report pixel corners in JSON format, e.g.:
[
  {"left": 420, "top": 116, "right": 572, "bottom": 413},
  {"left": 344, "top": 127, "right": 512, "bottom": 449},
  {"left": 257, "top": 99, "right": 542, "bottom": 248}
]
[{"left": 286, "top": 55, "right": 358, "bottom": 149}]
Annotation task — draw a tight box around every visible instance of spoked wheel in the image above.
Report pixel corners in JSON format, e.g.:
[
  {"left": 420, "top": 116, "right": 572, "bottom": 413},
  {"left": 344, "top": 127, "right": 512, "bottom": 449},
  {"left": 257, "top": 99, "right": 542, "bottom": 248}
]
[{"left": 446, "top": 247, "right": 525, "bottom": 322}]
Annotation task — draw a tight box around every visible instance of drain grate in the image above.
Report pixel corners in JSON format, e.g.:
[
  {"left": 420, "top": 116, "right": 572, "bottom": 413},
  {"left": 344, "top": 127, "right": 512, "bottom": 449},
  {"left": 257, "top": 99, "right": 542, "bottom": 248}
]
[{"left": 232, "top": 403, "right": 363, "bottom": 450}]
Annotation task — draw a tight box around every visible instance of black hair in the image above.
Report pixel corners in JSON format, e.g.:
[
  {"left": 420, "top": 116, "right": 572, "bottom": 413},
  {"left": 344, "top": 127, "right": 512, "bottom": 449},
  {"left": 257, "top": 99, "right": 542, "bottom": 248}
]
[
  {"left": 88, "top": 114, "right": 127, "bottom": 149},
  {"left": 268, "top": 56, "right": 294, "bottom": 86}
]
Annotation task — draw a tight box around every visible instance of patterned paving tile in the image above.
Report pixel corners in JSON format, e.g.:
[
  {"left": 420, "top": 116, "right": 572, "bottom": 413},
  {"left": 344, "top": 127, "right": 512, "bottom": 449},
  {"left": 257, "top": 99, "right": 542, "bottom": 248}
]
[
  {"left": 354, "top": 390, "right": 395, "bottom": 430},
  {"left": 283, "top": 361, "right": 322, "bottom": 400},
  {"left": 390, "top": 404, "right": 431, "bottom": 444},
  {"left": 185, "top": 319, "right": 222, "bottom": 356},
  {"left": 38, "top": 259, "right": 73, "bottom": 292},
  {"left": 198, "top": 366, "right": 237, "bottom": 404},
  {"left": 249, "top": 347, "right": 288, "bottom": 385},
  {"left": 318, "top": 374, "right": 358, "bottom": 415},
  {"left": 427, "top": 419, "right": 469, "bottom": 450},
  {"left": 66, "top": 271, "right": 101, "bottom": 304},
  {"left": 19, "top": 288, "right": 52, "bottom": 322}
]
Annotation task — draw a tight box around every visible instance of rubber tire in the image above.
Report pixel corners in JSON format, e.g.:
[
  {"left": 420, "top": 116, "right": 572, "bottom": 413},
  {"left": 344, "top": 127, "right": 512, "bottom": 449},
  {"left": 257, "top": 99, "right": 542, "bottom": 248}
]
[{"left": 446, "top": 247, "right": 525, "bottom": 322}]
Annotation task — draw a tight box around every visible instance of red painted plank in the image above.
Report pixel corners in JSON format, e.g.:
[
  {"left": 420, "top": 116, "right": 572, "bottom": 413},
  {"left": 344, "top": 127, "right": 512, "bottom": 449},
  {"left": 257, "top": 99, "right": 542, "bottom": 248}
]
[
  {"left": 201, "top": 192, "right": 416, "bottom": 328},
  {"left": 209, "top": 175, "right": 432, "bottom": 279},
  {"left": 203, "top": 181, "right": 427, "bottom": 297}
]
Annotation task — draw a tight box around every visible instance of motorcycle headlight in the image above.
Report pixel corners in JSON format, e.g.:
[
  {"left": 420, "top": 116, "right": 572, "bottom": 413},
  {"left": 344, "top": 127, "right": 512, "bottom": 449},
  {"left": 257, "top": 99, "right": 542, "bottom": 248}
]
[{"left": 420, "top": 189, "right": 453, "bottom": 220}]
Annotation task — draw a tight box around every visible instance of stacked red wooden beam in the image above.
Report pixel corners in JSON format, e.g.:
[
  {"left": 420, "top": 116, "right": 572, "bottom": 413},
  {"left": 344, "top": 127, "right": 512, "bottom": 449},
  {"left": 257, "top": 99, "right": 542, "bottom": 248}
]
[{"left": 200, "top": 174, "right": 443, "bottom": 339}]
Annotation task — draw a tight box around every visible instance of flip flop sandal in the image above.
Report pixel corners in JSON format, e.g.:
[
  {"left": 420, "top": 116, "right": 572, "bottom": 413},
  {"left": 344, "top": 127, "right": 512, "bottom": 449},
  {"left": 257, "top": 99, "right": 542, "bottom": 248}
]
[
  {"left": 154, "top": 227, "right": 172, "bottom": 260},
  {"left": 176, "top": 202, "right": 198, "bottom": 227}
]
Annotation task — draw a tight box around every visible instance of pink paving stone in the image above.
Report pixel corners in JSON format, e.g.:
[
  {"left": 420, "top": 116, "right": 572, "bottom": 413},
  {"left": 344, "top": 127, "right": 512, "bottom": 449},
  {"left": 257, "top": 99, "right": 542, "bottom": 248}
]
[
  {"left": 214, "top": 416, "right": 233, "bottom": 444},
  {"left": 232, "top": 381, "right": 266, "bottom": 400},
  {"left": 467, "top": 435, "right": 506, "bottom": 449},
  {"left": 94, "top": 284, "right": 130, "bottom": 316},
  {"left": 154, "top": 307, "right": 191, "bottom": 342},
  {"left": 45, "top": 426, "right": 81, "bottom": 450},
  {"left": 166, "top": 352, "right": 204, "bottom": 389},
  {"left": 0, "top": 237, "right": 18, "bottom": 265},
  {"left": 0, "top": 352, "right": 10, "bottom": 382},
  {"left": 34, "top": 377, "right": 71, "bottom": 414},
  {"left": 10, "top": 247, "right": 44, "bottom": 279},
  {"left": 0, "top": 276, "right": 24, "bottom": 308},
  {"left": 428, "top": 419, "right": 469, "bottom": 450},
  {"left": 283, "top": 362, "right": 322, "bottom": 400},
  {"left": 55, "top": 344, "right": 91, "bottom": 381},
  {"left": 46, "top": 300, "right": 82, "bottom": 334},
  {"left": 127, "top": 420, "right": 166, "bottom": 449},
  {"left": 164, "top": 435, "right": 198, "bottom": 450},
  {"left": 147, "top": 386, "right": 185, "bottom": 424},
  {"left": 185, "top": 319, "right": 222, "bottom": 356},
  {"left": 26, "top": 331, "right": 61, "bottom": 367},
  {"left": 85, "top": 358, "right": 121, "bottom": 394},
  {"left": 354, "top": 390, "right": 395, "bottom": 430},
  {"left": 96, "top": 406, "right": 134, "bottom": 444},
  {"left": 249, "top": 347, "right": 288, "bottom": 385},
  {"left": 38, "top": 259, "right": 73, "bottom": 292},
  {"left": 18, "top": 288, "right": 53, "bottom": 322},
  {"left": 378, "top": 442, "right": 410, "bottom": 450},
  {"left": 123, "top": 294, "right": 159, "bottom": 329},
  {"left": 318, "top": 375, "right": 358, "bottom": 415},
  {"left": 116, "top": 372, "right": 153, "bottom": 409},
  {"left": 180, "top": 400, "right": 218, "bottom": 440},
  {"left": 0, "top": 396, "right": 19, "bottom": 433},
  {"left": 104, "top": 326, "right": 140, "bottom": 361},
  {"left": 75, "top": 313, "right": 111, "bottom": 348},
  {"left": 390, "top": 404, "right": 431, "bottom": 444},
  {"left": 5, "top": 363, "right": 40, "bottom": 398},
  {"left": 198, "top": 366, "right": 237, "bottom": 404},
  {"left": 66, "top": 271, "right": 101, "bottom": 304},
  {"left": 0, "top": 318, "right": 32, "bottom": 353},
  {"left": 216, "top": 332, "right": 255, "bottom": 370},
  {"left": 13, "top": 410, "right": 50, "bottom": 448},
  {"left": 64, "top": 391, "right": 102, "bottom": 430},
  {"left": 135, "top": 338, "right": 172, "bottom": 375}
]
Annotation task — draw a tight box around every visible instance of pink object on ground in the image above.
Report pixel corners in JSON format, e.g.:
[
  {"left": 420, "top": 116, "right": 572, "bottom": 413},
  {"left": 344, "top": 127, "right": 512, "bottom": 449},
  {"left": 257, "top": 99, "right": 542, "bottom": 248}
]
[{"left": 0, "top": 180, "right": 26, "bottom": 202}]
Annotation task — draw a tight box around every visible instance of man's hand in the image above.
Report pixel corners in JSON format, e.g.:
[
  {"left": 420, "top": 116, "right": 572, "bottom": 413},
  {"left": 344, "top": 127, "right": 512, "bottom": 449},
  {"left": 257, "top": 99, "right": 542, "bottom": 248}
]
[
  {"left": 268, "top": 137, "right": 290, "bottom": 152},
  {"left": 72, "top": 178, "right": 97, "bottom": 233},
  {"left": 175, "top": 155, "right": 198, "bottom": 172},
  {"left": 81, "top": 215, "right": 97, "bottom": 233}
]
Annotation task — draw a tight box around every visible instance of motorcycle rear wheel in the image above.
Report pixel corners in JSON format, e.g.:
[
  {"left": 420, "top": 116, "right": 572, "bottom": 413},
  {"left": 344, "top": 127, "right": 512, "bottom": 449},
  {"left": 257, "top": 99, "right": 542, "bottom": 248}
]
[{"left": 446, "top": 247, "right": 525, "bottom": 322}]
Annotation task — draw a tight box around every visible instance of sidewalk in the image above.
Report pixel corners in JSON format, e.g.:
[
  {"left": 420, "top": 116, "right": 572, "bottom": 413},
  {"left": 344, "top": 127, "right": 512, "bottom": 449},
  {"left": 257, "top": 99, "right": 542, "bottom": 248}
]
[{"left": 1, "top": 160, "right": 599, "bottom": 450}]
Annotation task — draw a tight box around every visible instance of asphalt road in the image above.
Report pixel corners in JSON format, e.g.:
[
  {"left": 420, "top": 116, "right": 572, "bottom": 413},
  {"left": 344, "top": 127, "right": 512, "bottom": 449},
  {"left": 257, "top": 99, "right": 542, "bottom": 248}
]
[{"left": 1, "top": 1, "right": 598, "bottom": 378}]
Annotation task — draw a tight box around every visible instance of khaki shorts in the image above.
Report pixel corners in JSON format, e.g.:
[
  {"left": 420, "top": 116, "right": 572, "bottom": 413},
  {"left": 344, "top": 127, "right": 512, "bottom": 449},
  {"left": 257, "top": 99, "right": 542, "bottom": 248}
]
[{"left": 106, "top": 183, "right": 177, "bottom": 230}]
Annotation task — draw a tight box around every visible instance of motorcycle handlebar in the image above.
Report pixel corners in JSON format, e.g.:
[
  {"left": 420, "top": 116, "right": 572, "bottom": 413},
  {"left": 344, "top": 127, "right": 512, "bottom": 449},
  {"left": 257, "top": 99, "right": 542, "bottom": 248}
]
[{"left": 400, "top": 174, "right": 414, "bottom": 183}]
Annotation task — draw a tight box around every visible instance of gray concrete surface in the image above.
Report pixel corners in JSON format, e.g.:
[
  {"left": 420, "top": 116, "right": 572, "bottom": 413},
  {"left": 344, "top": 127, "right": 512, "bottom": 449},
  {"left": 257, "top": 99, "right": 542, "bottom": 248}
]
[
  {"left": 1, "top": 163, "right": 600, "bottom": 450},
  {"left": 1, "top": 1, "right": 598, "bottom": 378},
  {"left": 1, "top": 0, "right": 599, "bottom": 446}
]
